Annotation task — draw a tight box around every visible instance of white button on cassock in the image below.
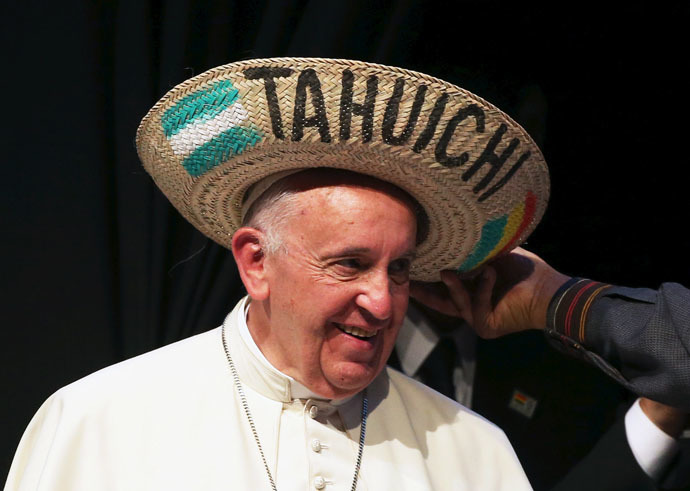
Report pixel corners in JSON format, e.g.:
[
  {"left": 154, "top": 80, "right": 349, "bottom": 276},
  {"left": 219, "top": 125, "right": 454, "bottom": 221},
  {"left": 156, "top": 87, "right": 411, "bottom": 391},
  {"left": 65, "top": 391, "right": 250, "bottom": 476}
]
[
  {"left": 309, "top": 405, "right": 319, "bottom": 419},
  {"left": 311, "top": 439, "right": 322, "bottom": 452},
  {"left": 313, "top": 476, "right": 326, "bottom": 489}
]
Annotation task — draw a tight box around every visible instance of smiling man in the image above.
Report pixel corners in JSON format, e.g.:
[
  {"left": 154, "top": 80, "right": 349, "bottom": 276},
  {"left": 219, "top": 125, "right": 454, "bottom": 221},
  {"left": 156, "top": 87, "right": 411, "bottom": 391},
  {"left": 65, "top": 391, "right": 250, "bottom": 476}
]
[
  {"left": 235, "top": 170, "right": 418, "bottom": 399},
  {"left": 7, "top": 58, "right": 549, "bottom": 490}
]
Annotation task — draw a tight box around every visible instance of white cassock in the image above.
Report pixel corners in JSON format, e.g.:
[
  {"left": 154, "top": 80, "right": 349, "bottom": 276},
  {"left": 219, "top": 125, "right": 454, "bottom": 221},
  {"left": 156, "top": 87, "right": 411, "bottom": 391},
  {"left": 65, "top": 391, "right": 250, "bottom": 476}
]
[{"left": 6, "top": 297, "right": 531, "bottom": 490}]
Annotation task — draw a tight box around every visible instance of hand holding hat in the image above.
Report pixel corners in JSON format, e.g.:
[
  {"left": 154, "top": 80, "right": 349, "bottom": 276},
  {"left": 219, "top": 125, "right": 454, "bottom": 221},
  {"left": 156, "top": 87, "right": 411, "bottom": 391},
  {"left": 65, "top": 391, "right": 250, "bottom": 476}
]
[{"left": 410, "top": 247, "right": 570, "bottom": 338}]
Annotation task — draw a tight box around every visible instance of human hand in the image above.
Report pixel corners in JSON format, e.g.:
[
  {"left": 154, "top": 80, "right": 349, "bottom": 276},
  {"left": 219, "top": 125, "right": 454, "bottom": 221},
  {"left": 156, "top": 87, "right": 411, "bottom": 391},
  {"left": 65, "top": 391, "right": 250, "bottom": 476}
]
[
  {"left": 410, "top": 248, "right": 570, "bottom": 338},
  {"left": 640, "top": 397, "right": 689, "bottom": 438}
]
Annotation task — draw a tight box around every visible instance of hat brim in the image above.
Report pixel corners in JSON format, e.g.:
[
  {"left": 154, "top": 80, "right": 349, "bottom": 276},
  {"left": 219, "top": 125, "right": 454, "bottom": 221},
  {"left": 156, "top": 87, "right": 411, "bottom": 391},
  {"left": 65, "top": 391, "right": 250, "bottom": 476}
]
[{"left": 136, "top": 57, "right": 549, "bottom": 282}]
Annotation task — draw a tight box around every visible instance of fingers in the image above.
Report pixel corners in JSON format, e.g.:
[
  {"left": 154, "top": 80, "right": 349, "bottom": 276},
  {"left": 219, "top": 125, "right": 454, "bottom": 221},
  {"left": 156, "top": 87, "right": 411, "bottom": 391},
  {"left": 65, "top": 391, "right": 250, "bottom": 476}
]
[
  {"left": 474, "top": 266, "right": 496, "bottom": 327},
  {"left": 511, "top": 247, "right": 542, "bottom": 263},
  {"left": 439, "top": 271, "right": 472, "bottom": 323},
  {"left": 409, "top": 281, "right": 463, "bottom": 318},
  {"left": 639, "top": 397, "right": 689, "bottom": 437},
  {"left": 410, "top": 271, "right": 474, "bottom": 320},
  {"left": 478, "top": 266, "right": 496, "bottom": 306},
  {"left": 411, "top": 266, "right": 498, "bottom": 336},
  {"left": 459, "top": 266, "right": 498, "bottom": 338}
]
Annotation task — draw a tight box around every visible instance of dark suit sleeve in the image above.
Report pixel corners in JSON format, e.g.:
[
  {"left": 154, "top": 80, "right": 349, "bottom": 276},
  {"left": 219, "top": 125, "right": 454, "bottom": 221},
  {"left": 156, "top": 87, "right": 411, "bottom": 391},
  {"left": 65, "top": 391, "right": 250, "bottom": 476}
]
[
  {"left": 545, "top": 280, "right": 690, "bottom": 410},
  {"left": 551, "top": 417, "right": 657, "bottom": 491}
]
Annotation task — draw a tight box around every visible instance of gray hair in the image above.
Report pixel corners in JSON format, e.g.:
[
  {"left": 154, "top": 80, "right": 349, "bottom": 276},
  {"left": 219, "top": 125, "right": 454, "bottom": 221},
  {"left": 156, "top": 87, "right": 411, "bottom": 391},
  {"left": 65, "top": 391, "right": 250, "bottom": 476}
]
[
  {"left": 241, "top": 179, "right": 303, "bottom": 256},
  {"left": 240, "top": 169, "right": 428, "bottom": 257}
]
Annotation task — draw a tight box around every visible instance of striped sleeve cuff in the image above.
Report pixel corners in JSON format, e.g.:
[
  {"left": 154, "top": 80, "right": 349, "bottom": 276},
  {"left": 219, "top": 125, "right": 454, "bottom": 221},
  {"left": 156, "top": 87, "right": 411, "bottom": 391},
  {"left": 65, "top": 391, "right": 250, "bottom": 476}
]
[
  {"left": 547, "top": 278, "right": 613, "bottom": 344},
  {"left": 545, "top": 278, "right": 633, "bottom": 390}
]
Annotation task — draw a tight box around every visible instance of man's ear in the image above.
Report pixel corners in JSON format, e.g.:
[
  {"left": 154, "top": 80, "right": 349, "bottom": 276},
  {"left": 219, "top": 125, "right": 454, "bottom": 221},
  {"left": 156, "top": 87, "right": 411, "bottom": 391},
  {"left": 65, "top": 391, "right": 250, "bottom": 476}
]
[{"left": 232, "top": 227, "right": 270, "bottom": 301}]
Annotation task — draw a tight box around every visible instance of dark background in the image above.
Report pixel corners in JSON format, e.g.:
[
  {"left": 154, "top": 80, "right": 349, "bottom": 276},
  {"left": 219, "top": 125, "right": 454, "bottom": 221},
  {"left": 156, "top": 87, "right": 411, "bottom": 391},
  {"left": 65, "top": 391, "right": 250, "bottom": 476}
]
[{"left": 2, "top": 0, "right": 688, "bottom": 483}]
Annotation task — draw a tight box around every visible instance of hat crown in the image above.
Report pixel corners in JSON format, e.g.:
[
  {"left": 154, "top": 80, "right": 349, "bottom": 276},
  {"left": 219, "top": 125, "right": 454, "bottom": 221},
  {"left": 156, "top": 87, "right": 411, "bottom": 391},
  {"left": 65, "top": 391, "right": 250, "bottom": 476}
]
[{"left": 137, "top": 57, "right": 549, "bottom": 281}]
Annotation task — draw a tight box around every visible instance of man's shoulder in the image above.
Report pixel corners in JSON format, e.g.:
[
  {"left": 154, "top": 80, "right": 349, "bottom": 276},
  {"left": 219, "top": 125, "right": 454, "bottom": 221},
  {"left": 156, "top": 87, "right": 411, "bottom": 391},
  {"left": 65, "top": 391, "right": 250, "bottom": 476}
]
[
  {"left": 382, "top": 366, "right": 509, "bottom": 438},
  {"left": 365, "top": 367, "right": 526, "bottom": 487},
  {"left": 7, "top": 326, "right": 244, "bottom": 490},
  {"left": 52, "top": 327, "right": 225, "bottom": 409}
]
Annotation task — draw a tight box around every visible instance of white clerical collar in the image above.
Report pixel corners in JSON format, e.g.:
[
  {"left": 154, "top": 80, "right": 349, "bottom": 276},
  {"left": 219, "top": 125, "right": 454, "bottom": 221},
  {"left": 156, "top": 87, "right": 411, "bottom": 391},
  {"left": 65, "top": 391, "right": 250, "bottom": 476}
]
[
  {"left": 231, "top": 296, "right": 354, "bottom": 406},
  {"left": 237, "top": 297, "right": 322, "bottom": 400}
]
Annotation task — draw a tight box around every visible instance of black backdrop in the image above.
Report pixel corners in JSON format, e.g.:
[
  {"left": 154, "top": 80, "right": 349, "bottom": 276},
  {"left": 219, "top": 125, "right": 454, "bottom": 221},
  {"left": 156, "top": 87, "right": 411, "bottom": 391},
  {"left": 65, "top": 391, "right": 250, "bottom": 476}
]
[{"left": 2, "top": 0, "right": 689, "bottom": 480}]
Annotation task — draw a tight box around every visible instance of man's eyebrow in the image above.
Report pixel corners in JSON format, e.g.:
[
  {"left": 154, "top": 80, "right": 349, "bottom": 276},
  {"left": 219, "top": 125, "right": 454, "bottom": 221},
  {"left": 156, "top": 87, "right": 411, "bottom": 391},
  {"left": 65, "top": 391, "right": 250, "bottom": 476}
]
[
  {"left": 322, "top": 247, "right": 417, "bottom": 260},
  {"left": 322, "top": 247, "right": 372, "bottom": 259}
]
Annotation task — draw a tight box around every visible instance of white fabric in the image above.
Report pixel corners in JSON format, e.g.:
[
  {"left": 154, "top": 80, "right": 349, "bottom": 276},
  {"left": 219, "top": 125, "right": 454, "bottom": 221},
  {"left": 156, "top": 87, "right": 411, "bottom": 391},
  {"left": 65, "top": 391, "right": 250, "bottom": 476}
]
[
  {"left": 237, "top": 297, "right": 323, "bottom": 400},
  {"left": 625, "top": 397, "right": 680, "bottom": 479},
  {"left": 397, "top": 304, "right": 476, "bottom": 407},
  {"left": 6, "top": 297, "right": 531, "bottom": 490},
  {"left": 396, "top": 307, "right": 438, "bottom": 377}
]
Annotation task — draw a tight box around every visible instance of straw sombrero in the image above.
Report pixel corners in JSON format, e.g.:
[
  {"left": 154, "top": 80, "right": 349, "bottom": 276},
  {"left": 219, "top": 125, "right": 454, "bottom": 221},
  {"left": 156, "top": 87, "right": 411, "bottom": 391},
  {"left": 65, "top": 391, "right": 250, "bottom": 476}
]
[{"left": 136, "top": 57, "right": 549, "bottom": 282}]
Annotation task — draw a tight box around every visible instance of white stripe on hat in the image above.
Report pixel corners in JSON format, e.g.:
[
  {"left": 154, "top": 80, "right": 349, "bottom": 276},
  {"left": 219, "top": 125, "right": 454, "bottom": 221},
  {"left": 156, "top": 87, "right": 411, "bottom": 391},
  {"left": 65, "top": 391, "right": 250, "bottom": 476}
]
[{"left": 168, "top": 102, "right": 249, "bottom": 156}]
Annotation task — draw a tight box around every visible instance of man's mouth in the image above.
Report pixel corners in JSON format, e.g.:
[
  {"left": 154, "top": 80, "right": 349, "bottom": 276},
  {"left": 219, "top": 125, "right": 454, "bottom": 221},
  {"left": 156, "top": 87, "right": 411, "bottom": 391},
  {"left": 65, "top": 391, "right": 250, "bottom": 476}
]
[{"left": 334, "top": 323, "right": 377, "bottom": 340}]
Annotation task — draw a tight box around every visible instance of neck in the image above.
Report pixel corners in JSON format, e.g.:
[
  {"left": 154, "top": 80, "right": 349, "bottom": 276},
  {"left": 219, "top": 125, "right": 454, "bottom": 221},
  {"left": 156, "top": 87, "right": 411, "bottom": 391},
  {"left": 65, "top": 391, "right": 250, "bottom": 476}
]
[
  {"left": 245, "top": 300, "right": 361, "bottom": 400},
  {"left": 245, "top": 299, "right": 271, "bottom": 351},
  {"left": 245, "top": 300, "right": 295, "bottom": 381}
]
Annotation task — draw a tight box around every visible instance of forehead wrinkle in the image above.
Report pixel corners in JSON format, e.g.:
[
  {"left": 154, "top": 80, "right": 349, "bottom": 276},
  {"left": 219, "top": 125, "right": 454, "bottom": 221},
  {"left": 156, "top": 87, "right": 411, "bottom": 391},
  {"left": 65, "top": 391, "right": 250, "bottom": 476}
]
[
  {"left": 322, "top": 247, "right": 371, "bottom": 259},
  {"left": 321, "top": 245, "right": 417, "bottom": 262},
  {"left": 281, "top": 169, "right": 419, "bottom": 215},
  {"left": 279, "top": 182, "right": 418, "bottom": 259}
]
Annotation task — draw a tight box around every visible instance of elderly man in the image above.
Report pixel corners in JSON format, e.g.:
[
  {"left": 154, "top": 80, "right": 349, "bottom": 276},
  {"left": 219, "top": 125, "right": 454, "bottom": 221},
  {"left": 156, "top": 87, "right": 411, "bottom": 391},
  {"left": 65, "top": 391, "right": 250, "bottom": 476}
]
[
  {"left": 6, "top": 179, "right": 530, "bottom": 490},
  {"left": 7, "top": 170, "right": 530, "bottom": 490},
  {"left": 7, "top": 58, "right": 550, "bottom": 489}
]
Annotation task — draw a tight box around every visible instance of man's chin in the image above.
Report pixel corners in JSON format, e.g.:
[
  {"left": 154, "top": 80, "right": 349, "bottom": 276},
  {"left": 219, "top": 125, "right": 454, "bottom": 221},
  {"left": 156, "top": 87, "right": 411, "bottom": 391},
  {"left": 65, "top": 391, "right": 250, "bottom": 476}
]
[{"left": 321, "top": 362, "right": 381, "bottom": 398}]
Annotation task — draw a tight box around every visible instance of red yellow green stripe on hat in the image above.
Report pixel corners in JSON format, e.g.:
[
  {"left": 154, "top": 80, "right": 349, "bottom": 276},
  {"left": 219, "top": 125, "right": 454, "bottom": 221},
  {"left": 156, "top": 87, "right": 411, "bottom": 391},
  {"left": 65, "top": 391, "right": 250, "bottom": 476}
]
[
  {"left": 458, "top": 191, "right": 537, "bottom": 271},
  {"left": 161, "top": 79, "right": 263, "bottom": 177}
]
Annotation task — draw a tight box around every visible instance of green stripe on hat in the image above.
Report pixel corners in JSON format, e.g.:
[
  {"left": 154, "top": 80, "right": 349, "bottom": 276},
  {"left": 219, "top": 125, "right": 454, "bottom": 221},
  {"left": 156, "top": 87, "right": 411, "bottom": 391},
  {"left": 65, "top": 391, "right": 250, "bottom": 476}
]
[
  {"left": 162, "top": 80, "right": 239, "bottom": 138},
  {"left": 458, "top": 215, "right": 507, "bottom": 271},
  {"left": 182, "top": 125, "right": 263, "bottom": 177}
]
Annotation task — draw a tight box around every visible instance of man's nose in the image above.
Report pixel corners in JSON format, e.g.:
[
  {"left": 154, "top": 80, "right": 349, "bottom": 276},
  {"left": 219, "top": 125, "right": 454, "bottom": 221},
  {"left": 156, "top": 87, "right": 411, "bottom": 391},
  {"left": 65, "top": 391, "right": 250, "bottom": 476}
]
[{"left": 356, "top": 269, "right": 393, "bottom": 321}]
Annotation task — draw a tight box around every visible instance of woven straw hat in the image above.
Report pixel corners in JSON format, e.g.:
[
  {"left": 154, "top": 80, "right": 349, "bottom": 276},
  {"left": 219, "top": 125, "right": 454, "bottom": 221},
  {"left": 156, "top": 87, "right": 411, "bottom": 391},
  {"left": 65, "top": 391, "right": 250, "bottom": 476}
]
[{"left": 136, "top": 57, "right": 549, "bottom": 282}]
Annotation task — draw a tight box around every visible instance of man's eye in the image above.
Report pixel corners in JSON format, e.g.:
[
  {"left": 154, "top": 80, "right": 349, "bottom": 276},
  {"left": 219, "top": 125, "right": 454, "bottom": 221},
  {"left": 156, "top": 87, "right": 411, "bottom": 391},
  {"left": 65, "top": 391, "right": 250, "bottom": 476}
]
[
  {"left": 336, "top": 258, "right": 363, "bottom": 270},
  {"left": 388, "top": 259, "right": 411, "bottom": 283}
]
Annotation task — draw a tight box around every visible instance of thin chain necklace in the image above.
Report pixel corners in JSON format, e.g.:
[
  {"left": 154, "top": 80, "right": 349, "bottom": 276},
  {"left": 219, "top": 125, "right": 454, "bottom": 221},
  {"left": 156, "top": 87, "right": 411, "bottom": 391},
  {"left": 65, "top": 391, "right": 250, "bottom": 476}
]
[{"left": 221, "top": 325, "right": 368, "bottom": 491}]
